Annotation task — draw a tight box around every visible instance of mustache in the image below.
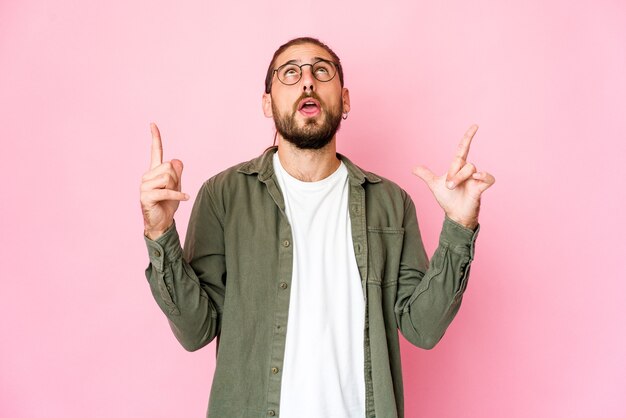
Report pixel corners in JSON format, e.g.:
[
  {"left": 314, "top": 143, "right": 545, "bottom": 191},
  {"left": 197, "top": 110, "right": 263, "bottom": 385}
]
[{"left": 292, "top": 91, "right": 324, "bottom": 113}]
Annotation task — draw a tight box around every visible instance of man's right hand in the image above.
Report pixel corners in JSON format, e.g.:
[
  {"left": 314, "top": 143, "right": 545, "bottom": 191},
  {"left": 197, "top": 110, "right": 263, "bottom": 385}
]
[{"left": 140, "top": 123, "right": 189, "bottom": 240}]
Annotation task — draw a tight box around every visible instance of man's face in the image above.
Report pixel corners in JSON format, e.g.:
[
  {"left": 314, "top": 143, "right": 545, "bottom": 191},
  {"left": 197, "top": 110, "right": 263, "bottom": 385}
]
[{"left": 263, "top": 43, "right": 350, "bottom": 150}]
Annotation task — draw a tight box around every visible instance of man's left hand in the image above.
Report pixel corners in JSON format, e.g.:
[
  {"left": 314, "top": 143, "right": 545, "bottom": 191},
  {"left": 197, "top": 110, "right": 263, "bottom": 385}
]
[{"left": 412, "top": 124, "right": 496, "bottom": 230}]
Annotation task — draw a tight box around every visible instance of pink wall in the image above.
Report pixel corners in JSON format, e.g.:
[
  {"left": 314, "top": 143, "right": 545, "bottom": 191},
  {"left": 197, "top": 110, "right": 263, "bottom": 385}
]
[{"left": 2, "top": 0, "right": 625, "bottom": 417}]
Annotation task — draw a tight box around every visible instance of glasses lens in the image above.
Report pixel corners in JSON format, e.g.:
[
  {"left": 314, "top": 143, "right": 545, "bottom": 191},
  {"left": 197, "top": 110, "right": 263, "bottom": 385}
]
[
  {"left": 312, "top": 60, "right": 336, "bottom": 82},
  {"left": 277, "top": 64, "right": 301, "bottom": 85},
  {"left": 275, "top": 60, "right": 337, "bottom": 85}
]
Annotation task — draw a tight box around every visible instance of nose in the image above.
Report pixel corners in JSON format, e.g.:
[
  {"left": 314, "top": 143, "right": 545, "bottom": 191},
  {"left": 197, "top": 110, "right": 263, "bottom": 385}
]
[{"left": 300, "top": 65, "right": 315, "bottom": 92}]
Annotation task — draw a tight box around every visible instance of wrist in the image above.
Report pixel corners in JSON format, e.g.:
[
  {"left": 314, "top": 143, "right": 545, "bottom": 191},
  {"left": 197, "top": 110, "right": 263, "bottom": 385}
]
[
  {"left": 445, "top": 214, "right": 478, "bottom": 230},
  {"left": 144, "top": 221, "right": 174, "bottom": 241},
  {"left": 144, "top": 229, "right": 165, "bottom": 241}
]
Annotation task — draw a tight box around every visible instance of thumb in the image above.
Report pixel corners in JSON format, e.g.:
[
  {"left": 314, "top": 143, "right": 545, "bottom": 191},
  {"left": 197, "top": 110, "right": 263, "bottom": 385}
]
[{"left": 412, "top": 165, "right": 436, "bottom": 187}]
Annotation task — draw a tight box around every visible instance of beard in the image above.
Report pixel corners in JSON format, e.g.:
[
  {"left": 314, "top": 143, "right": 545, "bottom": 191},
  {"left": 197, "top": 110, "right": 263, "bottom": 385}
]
[{"left": 272, "top": 92, "right": 343, "bottom": 150}]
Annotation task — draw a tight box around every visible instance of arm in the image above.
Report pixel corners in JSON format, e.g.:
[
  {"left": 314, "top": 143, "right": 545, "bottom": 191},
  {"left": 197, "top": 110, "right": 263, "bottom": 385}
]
[
  {"left": 144, "top": 180, "right": 225, "bottom": 352},
  {"left": 401, "top": 124, "right": 493, "bottom": 348},
  {"left": 140, "top": 123, "right": 225, "bottom": 352},
  {"left": 394, "top": 197, "right": 479, "bottom": 349}
]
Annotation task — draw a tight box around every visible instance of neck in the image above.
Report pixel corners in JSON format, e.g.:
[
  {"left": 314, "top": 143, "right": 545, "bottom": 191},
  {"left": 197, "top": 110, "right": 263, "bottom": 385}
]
[{"left": 276, "top": 135, "right": 340, "bottom": 182}]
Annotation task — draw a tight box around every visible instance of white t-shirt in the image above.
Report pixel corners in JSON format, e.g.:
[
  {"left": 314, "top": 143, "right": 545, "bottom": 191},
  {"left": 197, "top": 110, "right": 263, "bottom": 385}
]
[{"left": 273, "top": 153, "right": 365, "bottom": 418}]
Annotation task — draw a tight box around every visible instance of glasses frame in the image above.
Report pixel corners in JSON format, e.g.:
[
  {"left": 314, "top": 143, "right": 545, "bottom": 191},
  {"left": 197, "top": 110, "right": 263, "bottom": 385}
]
[{"left": 272, "top": 58, "right": 338, "bottom": 87}]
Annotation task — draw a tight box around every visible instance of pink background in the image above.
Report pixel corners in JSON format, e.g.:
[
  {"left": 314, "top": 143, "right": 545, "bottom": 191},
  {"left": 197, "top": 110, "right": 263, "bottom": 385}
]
[{"left": 1, "top": 0, "right": 625, "bottom": 417}]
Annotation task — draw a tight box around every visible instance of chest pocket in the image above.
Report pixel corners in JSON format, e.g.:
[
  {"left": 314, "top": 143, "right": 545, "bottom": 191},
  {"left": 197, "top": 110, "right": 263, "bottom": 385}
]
[{"left": 367, "top": 226, "right": 404, "bottom": 286}]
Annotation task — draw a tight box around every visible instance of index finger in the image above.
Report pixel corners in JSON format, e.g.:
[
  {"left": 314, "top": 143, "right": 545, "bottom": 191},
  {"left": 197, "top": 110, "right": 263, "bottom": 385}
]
[
  {"left": 150, "top": 122, "right": 163, "bottom": 169},
  {"left": 455, "top": 124, "right": 479, "bottom": 161}
]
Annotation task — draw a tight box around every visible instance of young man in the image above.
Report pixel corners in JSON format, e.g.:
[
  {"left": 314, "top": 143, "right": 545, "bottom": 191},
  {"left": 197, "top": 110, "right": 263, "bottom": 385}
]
[{"left": 140, "top": 37, "right": 495, "bottom": 418}]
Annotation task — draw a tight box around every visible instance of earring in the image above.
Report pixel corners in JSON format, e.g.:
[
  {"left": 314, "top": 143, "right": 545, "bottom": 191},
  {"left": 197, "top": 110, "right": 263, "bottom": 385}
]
[{"left": 342, "top": 112, "right": 349, "bottom": 120}]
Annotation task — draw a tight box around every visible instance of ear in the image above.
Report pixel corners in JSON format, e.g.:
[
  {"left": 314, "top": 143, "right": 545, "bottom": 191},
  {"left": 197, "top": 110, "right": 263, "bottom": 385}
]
[
  {"left": 262, "top": 93, "right": 273, "bottom": 118},
  {"left": 342, "top": 88, "right": 351, "bottom": 114}
]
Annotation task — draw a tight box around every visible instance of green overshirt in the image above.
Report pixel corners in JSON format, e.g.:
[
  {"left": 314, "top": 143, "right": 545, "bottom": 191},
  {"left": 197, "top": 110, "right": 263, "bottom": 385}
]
[{"left": 144, "top": 146, "right": 479, "bottom": 418}]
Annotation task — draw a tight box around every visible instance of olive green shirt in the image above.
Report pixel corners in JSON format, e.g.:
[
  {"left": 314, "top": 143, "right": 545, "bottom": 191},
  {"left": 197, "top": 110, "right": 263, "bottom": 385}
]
[{"left": 144, "top": 146, "right": 479, "bottom": 418}]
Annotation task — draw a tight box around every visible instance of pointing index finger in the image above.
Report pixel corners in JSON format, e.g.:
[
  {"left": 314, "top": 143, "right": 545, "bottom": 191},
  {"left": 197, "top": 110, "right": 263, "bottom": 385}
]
[
  {"left": 455, "top": 124, "right": 479, "bottom": 161},
  {"left": 150, "top": 122, "right": 163, "bottom": 169}
]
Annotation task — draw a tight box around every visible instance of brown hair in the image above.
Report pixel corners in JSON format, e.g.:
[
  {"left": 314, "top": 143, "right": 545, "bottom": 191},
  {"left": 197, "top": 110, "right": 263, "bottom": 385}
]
[{"left": 264, "top": 37, "right": 344, "bottom": 94}]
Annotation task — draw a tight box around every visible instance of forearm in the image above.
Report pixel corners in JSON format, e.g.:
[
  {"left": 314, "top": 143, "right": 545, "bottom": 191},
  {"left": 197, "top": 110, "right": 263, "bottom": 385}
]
[
  {"left": 396, "top": 215, "right": 479, "bottom": 349},
  {"left": 144, "top": 221, "right": 221, "bottom": 351}
]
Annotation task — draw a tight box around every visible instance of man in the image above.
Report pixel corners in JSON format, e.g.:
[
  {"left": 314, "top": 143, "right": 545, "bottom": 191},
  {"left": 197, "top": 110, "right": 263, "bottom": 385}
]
[{"left": 140, "top": 37, "right": 495, "bottom": 418}]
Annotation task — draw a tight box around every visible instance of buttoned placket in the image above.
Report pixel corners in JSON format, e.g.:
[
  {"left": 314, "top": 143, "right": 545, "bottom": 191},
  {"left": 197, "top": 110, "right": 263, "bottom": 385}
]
[
  {"left": 261, "top": 172, "right": 294, "bottom": 417},
  {"left": 348, "top": 176, "right": 376, "bottom": 417},
  {"left": 248, "top": 151, "right": 378, "bottom": 417}
]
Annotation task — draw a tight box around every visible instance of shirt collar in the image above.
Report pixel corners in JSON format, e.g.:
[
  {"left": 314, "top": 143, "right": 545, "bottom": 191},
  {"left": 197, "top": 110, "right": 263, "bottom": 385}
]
[{"left": 237, "top": 146, "right": 382, "bottom": 185}]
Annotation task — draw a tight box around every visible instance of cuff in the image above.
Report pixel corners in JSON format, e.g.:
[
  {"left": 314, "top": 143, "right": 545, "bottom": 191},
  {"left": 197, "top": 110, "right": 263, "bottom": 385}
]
[
  {"left": 439, "top": 215, "right": 480, "bottom": 259},
  {"left": 144, "top": 221, "right": 183, "bottom": 272}
]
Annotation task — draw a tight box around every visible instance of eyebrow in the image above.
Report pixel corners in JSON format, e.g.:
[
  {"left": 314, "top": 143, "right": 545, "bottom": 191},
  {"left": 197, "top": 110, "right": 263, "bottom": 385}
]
[{"left": 278, "top": 57, "right": 332, "bottom": 67}]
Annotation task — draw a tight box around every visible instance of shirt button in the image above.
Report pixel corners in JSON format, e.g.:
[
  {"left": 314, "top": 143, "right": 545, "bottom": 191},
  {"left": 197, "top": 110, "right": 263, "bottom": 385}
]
[
  {"left": 271, "top": 367, "right": 279, "bottom": 374},
  {"left": 282, "top": 240, "right": 290, "bottom": 247},
  {"left": 279, "top": 282, "right": 288, "bottom": 289},
  {"left": 152, "top": 249, "right": 161, "bottom": 257},
  {"left": 268, "top": 411, "right": 276, "bottom": 416}
]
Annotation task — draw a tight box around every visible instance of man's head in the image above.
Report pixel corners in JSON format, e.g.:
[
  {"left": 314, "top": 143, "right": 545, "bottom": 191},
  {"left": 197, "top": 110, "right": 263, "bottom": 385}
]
[
  {"left": 264, "top": 37, "right": 345, "bottom": 94},
  {"left": 262, "top": 37, "right": 350, "bottom": 150}
]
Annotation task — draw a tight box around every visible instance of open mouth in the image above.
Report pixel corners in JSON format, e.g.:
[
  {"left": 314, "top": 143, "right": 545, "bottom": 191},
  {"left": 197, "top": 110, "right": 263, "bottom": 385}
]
[{"left": 297, "top": 98, "right": 321, "bottom": 117}]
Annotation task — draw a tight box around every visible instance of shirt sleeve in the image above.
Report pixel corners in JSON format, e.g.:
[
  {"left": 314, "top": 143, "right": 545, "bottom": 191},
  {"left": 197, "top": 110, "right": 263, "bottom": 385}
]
[
  {"left": 144, "top": 180, "right": 226, "bottom": 352},
  {"left": 394, "top": 196, "right": 480, "bottom": 349}
]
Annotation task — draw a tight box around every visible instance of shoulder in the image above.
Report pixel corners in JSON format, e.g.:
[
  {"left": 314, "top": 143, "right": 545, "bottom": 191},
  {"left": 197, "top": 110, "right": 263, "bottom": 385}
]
[
  {"left": 194, "top": 149, "right": 275, "bottom": 211},
  {"left": 201, "top": 148, "right": 272, "bottom": 191},
  {"left": 363, "top": 170, "right": 414, "bottom": 215},
  {"left": 365, "top": 170, "right": 407, "bottom": 197},
  {"left": 338, "top": 153, "right": 414, "bottom": 221},
  {"left": 341, "top": 155, "right": 411, "bottom": 204}
]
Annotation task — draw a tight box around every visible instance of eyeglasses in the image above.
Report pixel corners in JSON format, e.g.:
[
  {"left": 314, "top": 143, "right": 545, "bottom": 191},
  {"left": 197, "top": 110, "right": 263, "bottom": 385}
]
[{"left": 273, "top": 59, "right": 338, "bottom": 86}]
